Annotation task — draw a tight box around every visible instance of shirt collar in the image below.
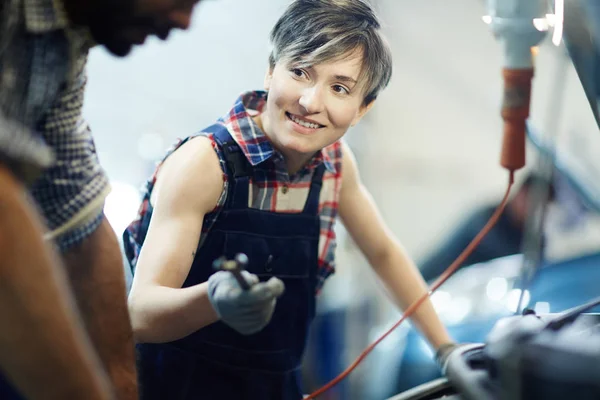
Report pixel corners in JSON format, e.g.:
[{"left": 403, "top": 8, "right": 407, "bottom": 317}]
[
  {"left": 221, "top": 90, "right": 337, "bottom": 174},
  {"left": 307, "top": 148, "right": 337, "bottom": 174},
  {"left": 24, "top": 0, "right": 69, "bottom": 33}
]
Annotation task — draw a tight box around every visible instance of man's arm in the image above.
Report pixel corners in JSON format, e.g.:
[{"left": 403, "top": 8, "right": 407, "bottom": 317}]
[
  {"left": 61, "top": 216, "right": 138, "bottom": 399},
  {"left": 30, "top": 53, "right": 139, "bottom": 398},
  {"left": 337, "top": 142, "right": 453, "bottom": 350},
  {"left": 128, "top": 136, "right": 224, "bottom": 343},
  {"left": 0, "top": 164, "right": 113, "bottom": 400}
]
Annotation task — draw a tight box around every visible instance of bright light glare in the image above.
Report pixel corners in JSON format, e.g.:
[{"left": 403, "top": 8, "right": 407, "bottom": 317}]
[
  {"left": 505, "top": 289, "right": 531, "bottom": 312},
  {"left": 482, "top": 15, "right": 492, "bottom": 24},
  {"left": 486, "top": 277, "right": 508, "bottom": 301},
  {"left": 444, "top": 297, "right": 472, "bottom": 324},
  {"left": 534, "top": 301, "right": 551, "bottom": 314},
  {"left": 430, "top": 290, "right": 452, "bottom": 313},
  {"left": 552, "top": 0, "right": 564, "bottom": 46},
  {"left": 105, "top": 182, "right": 141, "bottom": 234},
  {"left": 533, "top": 18, "right": 549, "bottom": 32}
]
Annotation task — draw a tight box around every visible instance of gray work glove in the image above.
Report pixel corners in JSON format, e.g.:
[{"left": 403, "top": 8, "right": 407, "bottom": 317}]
[
  {"left": 435, "top": 342, "right": 478, "bottom": 375},
  {"left": 435, "top": 342, "right": 459, "bottom": 374},
  {"left": 207, "top": 270, "right": 285, "bottom": 335}
]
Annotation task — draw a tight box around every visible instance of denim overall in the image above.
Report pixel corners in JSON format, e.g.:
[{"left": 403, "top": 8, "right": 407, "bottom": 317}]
[
  {"left": 0, "top": 373, "right": 20, "bottom": 399},
  {"left": 136, "top": 124, "right": 324, "bottom": 400}
]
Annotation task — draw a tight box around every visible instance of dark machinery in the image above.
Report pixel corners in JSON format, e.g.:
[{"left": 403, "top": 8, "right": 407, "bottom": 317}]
[{"left": 389, "top": 307, "right": 600, "bottom": 400}]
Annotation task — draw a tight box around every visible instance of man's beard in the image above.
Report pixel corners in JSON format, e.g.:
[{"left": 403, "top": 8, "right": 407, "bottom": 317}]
[
  {"left": 63, "top": 0, "right": 140, "bottom": 57},
  {"left": 89, "top": 22, "right": 135, "bottom": 57},
  {"left": 88, "top": 15, "right": 171, "bottom": 57}
]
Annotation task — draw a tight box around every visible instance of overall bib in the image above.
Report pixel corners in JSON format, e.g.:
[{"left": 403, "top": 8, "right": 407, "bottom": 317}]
[{"left": 136, "top": 124, "right": 324, "bottom": 400}]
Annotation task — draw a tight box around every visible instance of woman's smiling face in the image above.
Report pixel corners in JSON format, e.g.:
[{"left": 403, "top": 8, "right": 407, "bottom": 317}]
[{"left": 259, "top": 49, "right": 374, "bottom": 165}]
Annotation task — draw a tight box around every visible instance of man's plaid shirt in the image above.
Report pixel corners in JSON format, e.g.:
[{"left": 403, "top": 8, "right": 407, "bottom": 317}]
[
  {"left": 0, "top": 0, "right": 110, "bottom": 250},
  {"left": 127, "top": 91, "right": 343, "bottom": 293}
]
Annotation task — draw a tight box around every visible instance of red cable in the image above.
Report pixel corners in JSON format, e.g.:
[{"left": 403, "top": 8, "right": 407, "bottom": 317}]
[{"left": 305, "top": 171, "right": 515, "bottom": 399}]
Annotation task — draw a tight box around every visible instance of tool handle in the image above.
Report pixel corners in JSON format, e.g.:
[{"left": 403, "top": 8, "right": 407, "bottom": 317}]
[{"left": 212, "top": 254, "right": 252, "bottom": 290}]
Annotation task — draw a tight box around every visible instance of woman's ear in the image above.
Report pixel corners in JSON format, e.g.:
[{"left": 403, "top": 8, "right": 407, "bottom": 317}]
[{"left": 264, "top": 66, "right": 274, "bottom": 91}]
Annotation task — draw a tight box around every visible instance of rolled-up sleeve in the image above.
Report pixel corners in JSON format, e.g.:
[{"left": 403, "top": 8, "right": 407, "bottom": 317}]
[{"left": 29, "top": 54, "right": 111, "bottom": 251}]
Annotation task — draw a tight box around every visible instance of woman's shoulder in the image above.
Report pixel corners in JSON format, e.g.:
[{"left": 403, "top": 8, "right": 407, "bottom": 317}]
[
  {"left": 165, "top": 134, "right": 217, "bottom": 171},
  {"left": 153, "top": 134, "right": 224, "bottom": 207},
  {"left": 160, "top": 122, "right": 231, "bottom": 177}
]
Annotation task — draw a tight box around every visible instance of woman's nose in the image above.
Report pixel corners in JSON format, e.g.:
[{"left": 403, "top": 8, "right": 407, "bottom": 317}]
[{"left": 299, "top": 86, "right": 324, "bottom": 114}]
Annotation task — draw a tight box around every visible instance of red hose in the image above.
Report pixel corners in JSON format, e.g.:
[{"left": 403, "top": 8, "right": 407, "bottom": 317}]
[{"left": 305, "top": 171, "right": 515, "bottom": 399}]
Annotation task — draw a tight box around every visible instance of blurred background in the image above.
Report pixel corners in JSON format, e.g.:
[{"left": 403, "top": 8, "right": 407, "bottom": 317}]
[{"left": 84, "top": 0, "right": 600, "bottom": 398}]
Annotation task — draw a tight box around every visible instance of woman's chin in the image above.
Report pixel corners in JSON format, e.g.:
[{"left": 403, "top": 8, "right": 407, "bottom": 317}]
[{"left": 283, "top": 141, "right": 319, "bottom": 158}]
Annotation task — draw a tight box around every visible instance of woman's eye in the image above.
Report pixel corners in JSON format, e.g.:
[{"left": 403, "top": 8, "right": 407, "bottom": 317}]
[
  {"left": 333, "top": 85, "right": 349, "bottom": 94},
  {"left": 292, "top": 68, "right": 305, "bottom": 78}
]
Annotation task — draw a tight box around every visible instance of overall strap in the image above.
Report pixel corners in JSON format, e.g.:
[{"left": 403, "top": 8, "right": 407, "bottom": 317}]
[
  {"left": 302, "top": 163, "right": 326, "bottom": 215},
  {"left": 208, "top": 123, "right": 251, "bottom": 209}
]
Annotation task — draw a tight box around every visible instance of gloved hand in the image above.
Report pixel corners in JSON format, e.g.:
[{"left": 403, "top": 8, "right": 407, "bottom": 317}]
[
  {"left": 207, "top": 270, "right": 285, "bottom": 335},
  {"left": 435, "top": 342, "right": 459, "bottom": 374},
  {"left": 435, "top": 342, "right": 479, "bottom": 374}
]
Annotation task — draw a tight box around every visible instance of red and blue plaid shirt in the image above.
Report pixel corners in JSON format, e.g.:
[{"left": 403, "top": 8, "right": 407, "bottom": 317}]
[{"left": 126, "top": 91, "right": 343, "bottom": 293}]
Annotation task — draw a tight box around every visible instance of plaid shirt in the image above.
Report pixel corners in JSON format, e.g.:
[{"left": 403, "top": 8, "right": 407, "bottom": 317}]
[
  {"left": 126, "top": 91, "right": 343, "bottom": 293},
  {"left": 0, "top": 0, "right": 110, "bottom": 250}
]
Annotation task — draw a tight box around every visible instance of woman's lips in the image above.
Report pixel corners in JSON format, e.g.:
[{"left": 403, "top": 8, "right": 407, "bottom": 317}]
[{"left": 286, "top": 112, "right": 324, "bottom": 135}]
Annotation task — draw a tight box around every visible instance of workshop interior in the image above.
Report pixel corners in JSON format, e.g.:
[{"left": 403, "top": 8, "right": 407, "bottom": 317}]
[{"left": 83, "top": 0, "right": 600, "bottom": 399}]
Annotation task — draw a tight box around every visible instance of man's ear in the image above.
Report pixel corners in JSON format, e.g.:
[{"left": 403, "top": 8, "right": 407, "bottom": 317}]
[
  {"left": 351, "top": 100, "right": 376, "bottom": 126},
  {"left": 264, "top": 65, "right": 274, "bottom": 91}
]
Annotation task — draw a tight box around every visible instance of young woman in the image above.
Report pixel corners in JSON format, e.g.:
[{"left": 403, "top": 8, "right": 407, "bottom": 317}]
[{"left": 124, "top": 1, "right": 455, "bottom": 398}]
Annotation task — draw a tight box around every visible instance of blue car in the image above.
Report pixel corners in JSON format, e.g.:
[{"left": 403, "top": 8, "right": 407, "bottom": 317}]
[{"left": 364, "top": 251, "right": 600, "bottom": 399}]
